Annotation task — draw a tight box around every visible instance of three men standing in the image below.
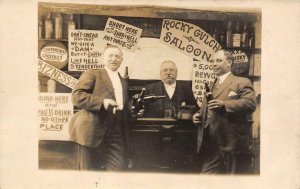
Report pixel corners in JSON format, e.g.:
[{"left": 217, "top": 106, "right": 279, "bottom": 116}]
[{"left": 68, "top": 46, "right": 256, "bottom": 173}]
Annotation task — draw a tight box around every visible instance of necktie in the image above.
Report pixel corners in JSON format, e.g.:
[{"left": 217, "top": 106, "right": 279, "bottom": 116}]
[{"left": 214, "top": 77, "right": 220, "bottom": 90}]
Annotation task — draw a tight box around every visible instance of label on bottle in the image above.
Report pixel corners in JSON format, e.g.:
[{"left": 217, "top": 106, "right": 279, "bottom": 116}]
[
  {"left": 241, "top": 33, "right": 248, "bottom": 47},
  {"left": 45, "top": 20, "right": 53, "bottom": 39},
  {"left": 55, "top": 15, "right": 63, "bottom": 39},
  {"left": 232, "top": 34, "right": 241, "bottom": 47},
  {"left": 226, "top": 31, "right": 232, "bottom": 47}
]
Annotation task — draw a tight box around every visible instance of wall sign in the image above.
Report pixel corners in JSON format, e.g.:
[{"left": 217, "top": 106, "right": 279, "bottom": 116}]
[
  {"left": 68, "top": 30, "right": 106, "bottom": 71},
  {"left": 38, "top": 59, "right": 78, "bottom": 89},
  {"left": 38, "top": 93, "right": 73, "bottom": 141},
  {"left": 160, "top": 19, "right": 222, "bottom": 62},
  {"left": 103, "top": 17, "right": 142, "bottom": 51},
  {"left": 40, "top": 41, "right": 68, "bottom": 69},
  {"left": 231, "top": 50, "right": 250, "bottom": 75},
  {"left": 192, "top": 59, "right": 217, "bottom": 107}
]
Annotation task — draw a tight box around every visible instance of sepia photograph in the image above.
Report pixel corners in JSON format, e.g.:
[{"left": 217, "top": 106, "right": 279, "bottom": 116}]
[
  {"left": 1, "top": 0, "right": 300, "bottom": 189},
  {"left": 37, "top": 2, "right": 261, "bottom": 174}
]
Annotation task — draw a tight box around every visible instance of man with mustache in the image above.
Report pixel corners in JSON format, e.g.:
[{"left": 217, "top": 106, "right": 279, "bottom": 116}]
[{"left": 143, "top": 60, "right": 198, "bottom": 118}]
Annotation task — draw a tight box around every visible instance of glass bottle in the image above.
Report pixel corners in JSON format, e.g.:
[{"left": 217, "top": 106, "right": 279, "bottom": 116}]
[
  {"left": 219, "top": 23, "right": 226, "bottom": 47},
  {"left": 232, "top": 21, "right": 241, "bottom": 47},
  {"left": 211, "top": 27, "right": 218, "bottom": 40},
  {"left": 124, "top": 66, "right": 129, "bottom": 81},
  {"left": 241, "top": 22, "right": 248, "bottom": 47},
  {"left": 38, "top": 19, "right": 44, "bottom": 39},
  {"left": 68, "top": 14, "right": 76, "bottom": 31},
  {"left": 47, "top": 78, "right": 56, "bottom": 93},
  {"left": 248, "top": 25, "right": 255, "bottom": 48},
  {"left": 55, "top": 13, "right": 63, "bottom": 39},
  {"left": 45, "top": 13, "right": 53, "bottom": 39},
  {"left": 226, "top": 21, "right": 232, "bottom": 47}
]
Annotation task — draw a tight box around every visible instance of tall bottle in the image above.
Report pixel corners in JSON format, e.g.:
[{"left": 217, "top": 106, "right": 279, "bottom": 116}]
[
  {"left": 241, "top": 22, "right": 248, "bottom": 47},
  {"left": 47, "top": 78, "right": 56, "bottom": 93},
  {"left": 248, "top": 24, "right": 255, "bottom": 48},
  {"left": 55, "top": 13, "right": 63, "bottom": 39},
  {"left": 210, "top": 25, "right": 218, "bottom": 40},
  {"left": 45, "top": 13, "right": 53, "bottom": 39},
  {"left": 204, "top": 82, "right": 213, "bottom": 102},
  {"left": 124, "top": 66, "right": 129, "bottom": 81},
  {"left": 226, "top": 21, "right": 232, "bottom": 47},
  {"left": 232, "top": 21, "right": 241, "bottom": 47},
  {"left": 38, "top": 19, "right": 44, "bottom": 39},
  {"left": 219, "top": 23, "right": 226, "bottom": 47},
  {"left": 132, "top": 88, "right": 146, "bottom": 116},
  {"left": 68, "top": 14, "right": 76, "bottom": 31}
]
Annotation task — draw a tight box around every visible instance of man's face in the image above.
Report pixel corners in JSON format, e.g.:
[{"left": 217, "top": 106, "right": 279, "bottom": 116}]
[
  {"left": 211, "top": 50, "right": 231, "bottom": 76},
  {"left": 160, "top": 61, "right": 177, "bottom": 85},
  {"left": 103, "top": 47, "right": 123, "bottom": 71}
]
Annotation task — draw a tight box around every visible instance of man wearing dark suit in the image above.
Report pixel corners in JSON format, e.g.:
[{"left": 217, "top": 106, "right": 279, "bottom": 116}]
[
  {"left": 193, "top": 49, "right": 256, "bottom": 174},
  {"left": 144, "top": 60, "right": 198, "bottom": 118},
  {"left": 139, "top": 60, "right": 198, "bottom": 169},
  {"left": 69, "top": 45, "right": 130, "bottom": 171}
]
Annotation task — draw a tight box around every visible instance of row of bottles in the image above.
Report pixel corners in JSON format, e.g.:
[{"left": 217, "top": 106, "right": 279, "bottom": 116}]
[
  {"left": 39, "top": 13, "right": 76, "bottom": 39},
  {"left": 208, "top": 21, "right": 255, "bottom": 48}
]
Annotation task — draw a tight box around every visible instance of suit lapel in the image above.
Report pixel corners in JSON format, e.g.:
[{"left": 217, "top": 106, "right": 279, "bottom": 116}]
[
  {"left": 119, "top": 73, "right": 127, "bottom": 100},
  {"left": 213, "top": 73, "right": 233, "bottom": 98},
  {"left": 100, "top": 69, "right": 115, "bottom": 97}
]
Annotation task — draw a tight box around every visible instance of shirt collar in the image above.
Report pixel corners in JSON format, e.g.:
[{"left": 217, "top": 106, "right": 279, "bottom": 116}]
[
  {"left": 163, "top": 81, "right": 176, "bottom": 89},
  {"left": 105, "top": 67, "right": 119, "bottom": 76},
  {"left": 218, "top": 72, "right": 231, "bottom": 84}
]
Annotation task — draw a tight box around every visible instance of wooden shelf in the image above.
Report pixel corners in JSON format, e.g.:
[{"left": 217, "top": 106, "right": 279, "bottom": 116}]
[
  {"left": 39, "top": 38, "right": 68, "bottom": 42},
  {"left": 224, "top": 47, "right": 261, "bottom": 54},
  {"left": 38, "top": 2, "right": 260, "bottom": 22}
]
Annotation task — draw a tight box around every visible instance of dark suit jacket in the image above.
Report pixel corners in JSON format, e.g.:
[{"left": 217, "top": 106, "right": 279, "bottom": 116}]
[
  {"left": 197, "top": 73, "right": 256, "bottom": 153},
  {"left": 68, "top": 69, "right": 130, "bottom": 148},
  {"left": 144, "top": 81, "right": 198, "bottom": 118}
]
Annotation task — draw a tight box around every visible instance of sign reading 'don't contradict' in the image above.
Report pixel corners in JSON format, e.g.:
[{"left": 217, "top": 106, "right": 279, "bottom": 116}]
[
  {"left": 160, "top": 19, "right": 222, "bottom": 62},
  {"left": 68, "top": 30, "right": 106, "bottom": 71},
  {"left": 38, "top": 93, "right": 73, "bottom": 141},
  {"left": 192, "top": 60, "right": 217, "bottom": 107},
  {"left": 103, "top": 17, "right": 142, "bottom": 51}
]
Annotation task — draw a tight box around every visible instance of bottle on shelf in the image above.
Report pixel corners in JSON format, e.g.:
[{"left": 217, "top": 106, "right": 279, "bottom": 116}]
[
  {"left": 248, "top": 24, "right": 255, "bottom": 48},
  {"left": 55, "top": 13, "right": 63, "bottom": 39},
  {"left": 219, "top": 23, "right": 226, "bottom": 47},
  {"left": 38, "top": 19, "right": 44, "bottom": 39},
  {"left": 231, "top": 21, "right": 241, "bottom": 47},
  {"left": 226, "top": 21, "right": 232, "bottom": 47},
  {"left": 68, "top": 14, "right": 76, "bottom": 32},
  {"left": 45, "top": 12, "right": 53, "bottom": 39},
  {"left": 47, "top": 78, "right": 56, "bottom": 93},
  {"left": 210, "top": 25, "right": 218, "bottom": 40},
  {"left": 241, "top": 22, "right": 248, "bottom": 47}
]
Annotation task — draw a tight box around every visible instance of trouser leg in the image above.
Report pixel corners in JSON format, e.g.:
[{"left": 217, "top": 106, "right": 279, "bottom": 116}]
[
  {"left": 77, "top": 144, "right": 103, "bottom": 171},
  {"left": 105, "top": 132, "right": 125, "bottom": 171}
]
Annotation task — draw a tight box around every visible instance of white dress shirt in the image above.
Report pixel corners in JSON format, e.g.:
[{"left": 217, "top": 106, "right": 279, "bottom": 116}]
[
  {"left": 163, "top": 82, "right": 176, "bottom": 99},
  {"left": 105, "top": 67, "right": 124, "bottom": 110},
  {"left": 218, "top": 72, "right": 231, "bottom": 84}
]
